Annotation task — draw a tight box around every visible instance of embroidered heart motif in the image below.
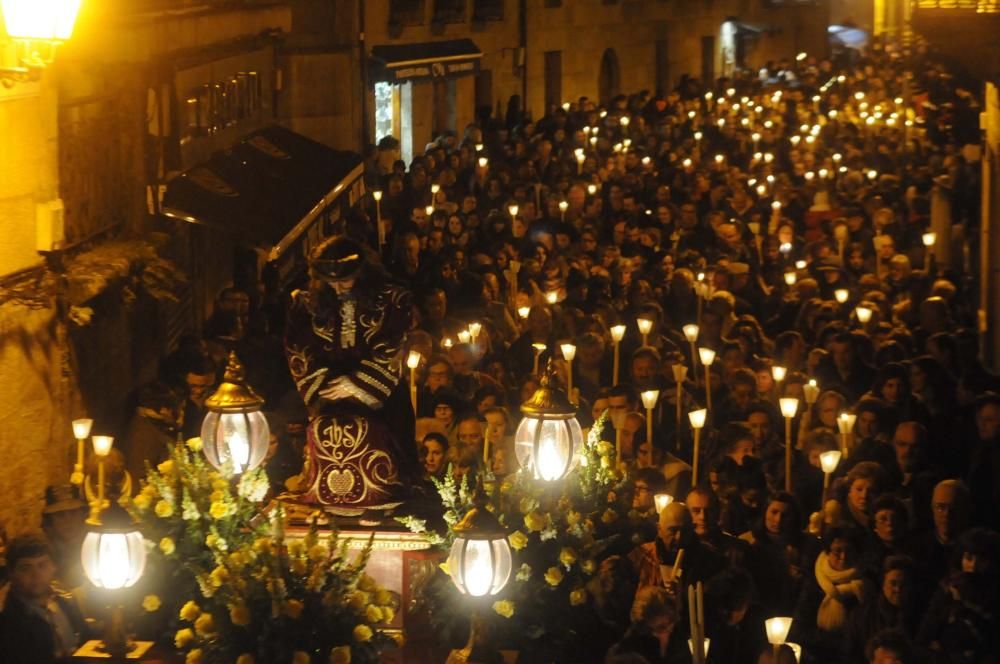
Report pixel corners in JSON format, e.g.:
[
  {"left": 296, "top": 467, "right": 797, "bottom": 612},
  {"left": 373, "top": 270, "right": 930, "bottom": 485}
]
[{"left": 327, "top": 468, "right": 355, "bottom": 496}]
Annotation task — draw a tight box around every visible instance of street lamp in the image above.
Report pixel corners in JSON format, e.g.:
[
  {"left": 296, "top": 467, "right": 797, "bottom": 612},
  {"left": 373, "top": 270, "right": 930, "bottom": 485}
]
[
  {"left": 85, "top": 435, "right": 114, "bottom": 526},
  {"left": 372, "top": 190, "right": 384, "bottom": 251},
  {"left": 468, "top": 322, "right": 482, "bottom": 345},
  {"left": 0, "top": 0, "right": 82, "bottom": 85},
  {"left": 407, "top": 350, "right": 421, "bottom": 414},
  {"left": 834, "top": 288, "right": 849, "bottom": 304},
  {"left": 531, "top": 342, "right": 547, "bottom": 377},
  {"left": 779, "top": 398, "right": 799, "bottom": 492},
  {"left": 689, "top": 408, "right": 707, "bottom": 484},
  {"left": 70, "top": 418, "right": 93, "bottom": 486},
  {"left": 855, "top": 304, "right": 873, "bottom": 327},
  {"left": 641, "top": 390, "right": 659, "bottom": 448},
  {"left": 201, "top": 352, "right": 270, "bottom": 476},
  {"left": 514, "top": 363, "right": 584, "bottom": 482},
  {"left": 610, "top": 324, "right": 626, "bottom": 386},
  {"left": 766, "top": 617, "right": 793, "bottom": 660},
  {"left": 683, "top": 324, "right": 699, "bottom": 372},
  {"left": 698, "top": 348, "right": 715, "bottom": 416}
]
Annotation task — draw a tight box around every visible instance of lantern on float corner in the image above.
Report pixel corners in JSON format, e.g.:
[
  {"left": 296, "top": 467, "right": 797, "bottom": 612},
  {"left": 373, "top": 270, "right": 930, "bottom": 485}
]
[
  {"left": 80, "top": 502, "right": 147, "bottom": 591},
  {"left": 448, "top": 487, "right": 512, "bottom": 598},
  {"left": 514, "top": 362, "right": 584, "bottom": 482},
  {"left": 201, "top": 352, "right": 270, "bottom": 476}
]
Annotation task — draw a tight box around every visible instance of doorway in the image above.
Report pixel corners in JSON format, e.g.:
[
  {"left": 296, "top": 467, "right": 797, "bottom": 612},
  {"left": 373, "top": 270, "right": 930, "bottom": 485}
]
[{"left": 598, "top": 48, "right": 621, "bottom": 105}]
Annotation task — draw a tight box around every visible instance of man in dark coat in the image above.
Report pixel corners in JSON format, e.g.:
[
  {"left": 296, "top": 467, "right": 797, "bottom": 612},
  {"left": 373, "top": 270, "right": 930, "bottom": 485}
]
[{"left": 283, "top": 236, "right": 419, "bottom": 512}]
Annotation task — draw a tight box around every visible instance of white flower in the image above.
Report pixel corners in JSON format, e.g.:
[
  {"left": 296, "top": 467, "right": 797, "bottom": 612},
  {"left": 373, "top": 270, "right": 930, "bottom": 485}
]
[
  {"left": 516, "top": 564, "right": 532, "bottom": 582},
  {"left": 182, "top": 496, "right": 201, "bottom": 521},
  {"left": 540, "top": 526, "right": 558, "bottom": 542}
]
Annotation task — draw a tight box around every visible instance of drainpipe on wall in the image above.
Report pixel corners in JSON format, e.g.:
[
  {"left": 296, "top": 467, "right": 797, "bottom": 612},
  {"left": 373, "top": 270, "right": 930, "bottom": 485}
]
[{"left": 359, "top": 0, "right": 370, "bottom": 149}]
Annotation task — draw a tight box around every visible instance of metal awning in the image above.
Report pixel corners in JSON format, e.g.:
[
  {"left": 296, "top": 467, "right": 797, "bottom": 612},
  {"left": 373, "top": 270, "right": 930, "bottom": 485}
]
[
  {"left": 161, "top": 125, "right": 364, "bottom": 268},
  {"left": 370, "top": 38, "right": 482, "bottom": 83}
]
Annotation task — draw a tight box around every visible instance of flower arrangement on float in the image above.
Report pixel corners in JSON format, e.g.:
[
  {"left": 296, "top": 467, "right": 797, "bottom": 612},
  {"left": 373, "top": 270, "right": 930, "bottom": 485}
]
[
  {"left": 402, "top": 407, "right": 650, "bottom": 661},
  {"left": 131, "top": 439, "right": 399, "bottom": 664}
]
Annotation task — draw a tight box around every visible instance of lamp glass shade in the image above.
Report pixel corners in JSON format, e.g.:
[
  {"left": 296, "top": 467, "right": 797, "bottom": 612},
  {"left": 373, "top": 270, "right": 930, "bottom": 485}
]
[
  {"left": 637, "top": 318, "right": 653, "bottom": 335},
  {"left": 802, "top": 383, "right": 820, "bottom": 404},
  {"left": 406, "top": 350, "right": 421, "bottom": 369},
  {"left": 641, "top": 390, "right": 660, "bottom": 410},
  {"left": 560, "top": 343, "right": 576, "bottom": 362},
  {"left": 532, "top": 342, "right": 547, "bottom": 353},
  {"left": 559, "top": 201, "right": 568, "bottom": 211},
  {"left": 458, "top": 330, "right": 472, "bottom": 344},
  {"left": 672, "top": 364, "right": 688, "bottom": 382},
  {"left": 81, "top": 529, "right": 146, "bottom": 590},
  {"left": 514, "top": 415, "right": 583, "bottom": 482},
  {"left": 442, "top": 337, "right": 454, "bottom": 349},
  {"left": 1, "top": 0, "right": 81, "bottom": 40},
  {"left": 834, "top": 289, "right": 849, "bottom": 304},
  {"left": 478, "top": 157, "right": 488, "bottom": 167},
  {"left": 765, "top": 617, "right": 793, "bottom": 644},
  {"left": 654, "top": 493, "right": 673, "bottom": 514},
  {"left": 468, "top": 322, "right": 482, "bottom": 338},
  {"left": 922, "top": 232, "right": 936, "bottom": 247},
  {"left": 448, "top": 536, "right": 512, "bottom": 598},
  {"left": 546, "top": 292, "right": 558, "bottom": 304},
  {"left": 779, "top": 398, "right": 799, "bottom": 419},
  {"left": 372, "top": 190, "right": 383, "bottom": 201},
  {"left": 91, "top": 435, "right": 114, "bottom": 457},
  {"left": 784, "top": 272, "right": 797, "bottom": 286},
  {"left": 683, "top": 325, "right": 699, "bottom": 343},
  {"left": 72, "top": 418, "right": 93, "bottom": 440},
  {"left": 820, "top": 450, "right": 842, "bottom": 474},
  {"left": 772, "top": 366, "right": 787, "bottom": 382},
  {"left": 610, "top": 325, "right": 626, "bottom": 342},
  {"left": 518, "top": 307, "right": 530, "bottom": 319},
  {"left": 425, "top": 205, "right": 434, "bottom": 216},
  {"left": 508, "top": 204, "right": 519, "bottom": 217},
  {"left": 855, "top": 306, "right": 873, "bottom": 323},
  {"left": 837, "top": 412, "right": 857, "bottom": 434},
  {"left": 698, "top": 348, "right": 716, "bottom": 366},
  {"left": 201, "top": 411, "right": 269, "bottom": 476},
  {"left": 688, "top": 408, "right": 707, "bottom": 429}
]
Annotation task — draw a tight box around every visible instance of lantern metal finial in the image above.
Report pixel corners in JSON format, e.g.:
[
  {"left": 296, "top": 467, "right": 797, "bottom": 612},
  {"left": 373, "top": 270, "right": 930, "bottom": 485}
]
[
  {"left": 520, "top": 360, "right": 574, "bottom": 417},
  {"left": 205, "top": 352, "right": 264, "bottom": 413},
  {"left": 453, "top": 478, "right": 505, "bottom": 540}
]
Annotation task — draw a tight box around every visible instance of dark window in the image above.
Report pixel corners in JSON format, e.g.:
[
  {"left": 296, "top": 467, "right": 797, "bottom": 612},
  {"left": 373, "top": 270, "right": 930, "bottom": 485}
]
[
  {"left": 473, "top": 0, "right": 503, "bottom": 20},
  {"left": 390, "top": 0, "right": 424, "bottom": 25},
  {"left": 434, "top": 0, "right": 467, "bottom": 22}
]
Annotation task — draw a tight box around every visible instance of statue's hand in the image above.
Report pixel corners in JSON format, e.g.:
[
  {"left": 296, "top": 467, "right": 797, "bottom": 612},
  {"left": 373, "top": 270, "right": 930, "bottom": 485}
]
[{"left": 319, "top": 376, "right": 355, "bottom": 402}]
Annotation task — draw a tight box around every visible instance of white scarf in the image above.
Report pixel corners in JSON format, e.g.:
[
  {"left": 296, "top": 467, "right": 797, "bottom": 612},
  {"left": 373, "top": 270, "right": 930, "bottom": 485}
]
[{"left": 814, "top": 551, "right": 866, "bottom": 632}]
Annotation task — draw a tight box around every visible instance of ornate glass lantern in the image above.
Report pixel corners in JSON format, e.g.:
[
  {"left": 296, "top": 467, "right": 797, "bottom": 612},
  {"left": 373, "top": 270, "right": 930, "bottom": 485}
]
[
  {"left": 201, "top": 352, "right": 270, "bottom": 476},
  {"left": 514, "top": 363, "right": 583, "bottom": 482},
  {"left": 80, "top": 503, "right": 147, "bottom": 591},
  {"left": 448, "top": 489, "right": 512, "bottom": 598}
]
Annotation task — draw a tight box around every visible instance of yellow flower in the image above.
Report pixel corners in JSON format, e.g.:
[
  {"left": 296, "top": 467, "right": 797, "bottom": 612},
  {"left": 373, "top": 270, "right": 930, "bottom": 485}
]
[
  {"left": 596, "top": 441, "right": 613, "bottom": 456},
  {"left": 159, "top": 537, "right": 176, "bottom": 556},
  {"left": 174, "top": 628, "right": 195, "bottom": 648},
  {"left": 157, "top": 459, "right": 175, "bottom": 475},
  {"left": 206, "top": 533, "right": 219, "bottom": 549},
  {"left": 308, "top": 544, "right": 328, "bottom": 562},
  {"left": 600, "top": 456, "right": 611, "bottom": 469},
  {"left": 283, "top": 599, "right": 305, "bottom": 619},
  {"left": 186, "top": 437, "right": 203, "bottom": 452},
  {"left": 194, "top": 612, "right": 215, "bottom": 636},
  {"left": 365, "top": 605, "right": 383, "bottom": 623},
  {"left": 228, "top": 551, "right": 246, "bottom": 569},
  {"left": 601, "top": 508, "right": 618, "bottom": 524},
  {"left": 329, "top": 646, "right": 352, "bottom": 664},
  {"left": 179, "top": 601, "right": 201, "bottom": 622},
  {"left": 508, "top": 530, "right": 528, "bottom": 551},
  {"left": 357, "top": 574, "right": 376, "bottom": 591},
  {"left": 212, "top": 478, "right": 229, "bottom": 491},
  {"left": 141, "top": 595, "right": 161, "bottom": 612},
  {"left": 570, "top": 588, "right": 588, "bottom": 606},
  {"left": 374, "top": 589, "right": 394, "bottom": 606},
  {"left": 209, "top": 566, "right": 229, "bottom": 588},
  {"left": 210, "top": 490, "right": 226, "bottom": 504},
  {"left": 133, "top": 493, "right": 151, "bottom": 510},
  {"left": 154, "top": 500, "right": 174, "bottom": 518},
  {"left": 185, "top": 648, "right": 203, "bottom": 664},
  {"left": 381, "top": 606, "right": 395, "bottom": 623},
  {"left": 209, "top": 501, "right": 229, "bottom": 519},
  {"left": 347, "top": 590, "right": 369, "bottom": 613},
  {"left": 438, "top": 560, "right": 450, "bottom": 576},
  {"left": 229, "top": 602, "right": 251, "bottom": 627},
  {"left": 235, "top": 655, "right": 254, "bottom": 664},
  {"left": 559, "top": 547, "right": 577, "bottom": 568},
  {"left": 524, "top": 511, "right": 548, "bottom": 532},
  {"left": 544, "top": 566, "right": 564, "bottom": 587},
  {"left": 353, "top": 624, "right": 373, "bottom": 642},
  {"left": 492, "top": 599, "right": 514, "bottom": 618},
  {"left": 291, "top": 652, "right": 310, "bottom": 664},
  {"left": 582, "top": 559, "right": 597, "bottom": 575},
  {"left": 288, "top": 540, "right": 305, "bottom": 557}
]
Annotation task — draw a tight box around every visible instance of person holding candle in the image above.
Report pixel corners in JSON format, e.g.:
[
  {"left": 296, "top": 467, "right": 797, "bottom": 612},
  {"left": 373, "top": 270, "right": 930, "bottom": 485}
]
[{"left": 605, "top": 586, "right": 690, "bottom": 664}]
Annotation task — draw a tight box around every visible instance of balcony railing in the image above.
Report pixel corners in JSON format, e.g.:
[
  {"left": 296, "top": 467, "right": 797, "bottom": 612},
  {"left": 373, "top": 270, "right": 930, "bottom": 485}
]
[{"left": 912, "top": 0, "right": 999, "bottom": 11}]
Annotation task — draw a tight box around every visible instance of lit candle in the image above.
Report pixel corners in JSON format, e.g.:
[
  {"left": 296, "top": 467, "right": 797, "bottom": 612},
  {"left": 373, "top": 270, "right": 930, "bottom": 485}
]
[
  {"left": 610, "top": 325, "right": 626, "bottom": 386},
  {"left": 779, "top": 398, "right": 799, "bottom": 491},
  {"left": 637, "top": 318, "right": 653, "bottom": 346},
  {"left": 407, "top": 350, "right": 421, "bottom": 413}
]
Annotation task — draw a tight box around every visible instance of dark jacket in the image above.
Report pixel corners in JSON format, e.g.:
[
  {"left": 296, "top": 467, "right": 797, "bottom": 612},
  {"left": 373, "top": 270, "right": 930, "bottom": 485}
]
[{"left": 0, "top": 588, "right": 90, "bottom": 664}]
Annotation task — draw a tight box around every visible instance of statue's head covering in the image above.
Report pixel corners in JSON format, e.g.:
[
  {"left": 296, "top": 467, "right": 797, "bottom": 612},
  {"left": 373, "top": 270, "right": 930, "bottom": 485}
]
[{"left": 310, "top": 236, "right": 364, "bottom": 281}]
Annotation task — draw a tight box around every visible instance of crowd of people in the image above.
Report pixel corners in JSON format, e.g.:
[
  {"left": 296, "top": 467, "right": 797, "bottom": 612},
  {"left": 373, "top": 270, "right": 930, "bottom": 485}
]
[{"left": 2, "top": 33, "right": 998, "bottom": 664}]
